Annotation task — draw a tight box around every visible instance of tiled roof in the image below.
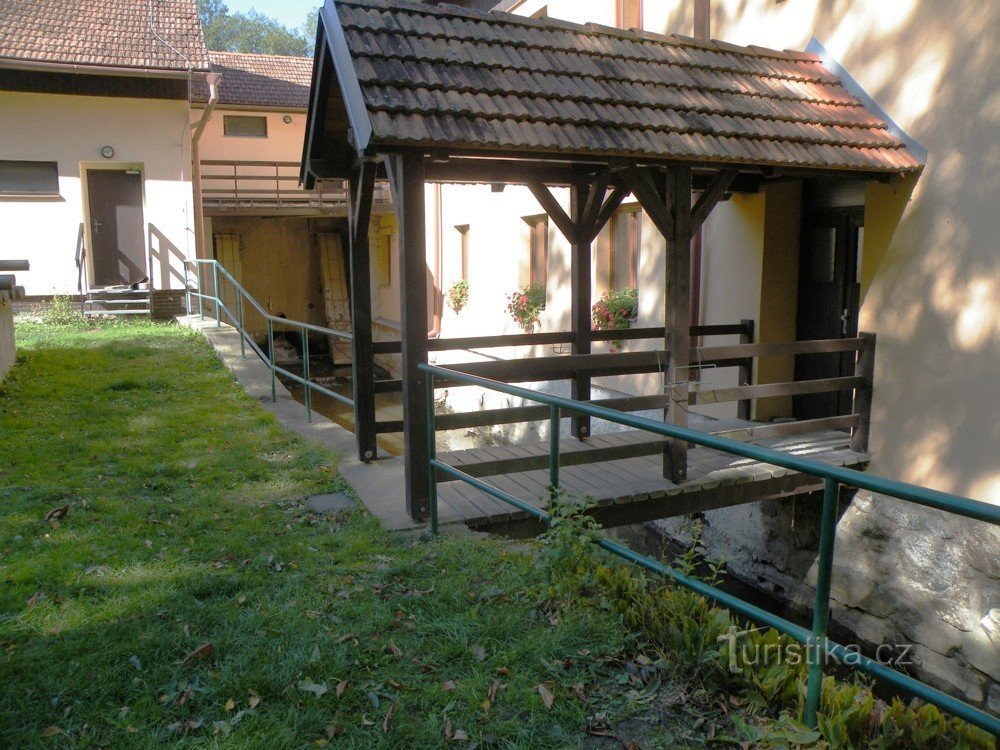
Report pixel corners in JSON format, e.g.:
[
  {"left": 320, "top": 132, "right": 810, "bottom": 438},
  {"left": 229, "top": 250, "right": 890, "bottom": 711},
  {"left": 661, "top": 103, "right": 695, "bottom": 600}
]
[
  {"left": 193, "top": 51, "right": 312, "bottom": 109},
  {"left": 321, "top": 0, "right": 922, "bottom": 173},
  {"left": 0, "top": 0, "right": 209, "bottom": 73}
]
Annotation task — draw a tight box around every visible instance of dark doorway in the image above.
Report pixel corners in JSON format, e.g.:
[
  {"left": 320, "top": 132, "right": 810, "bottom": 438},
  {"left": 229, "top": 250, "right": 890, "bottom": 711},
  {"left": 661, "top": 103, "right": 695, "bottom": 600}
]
[
  {"left": 794, "top": 206, "right": 863, "bottom": 420},
  {"left": 86, "top": 169, "right": 146, "bottom": 287}
]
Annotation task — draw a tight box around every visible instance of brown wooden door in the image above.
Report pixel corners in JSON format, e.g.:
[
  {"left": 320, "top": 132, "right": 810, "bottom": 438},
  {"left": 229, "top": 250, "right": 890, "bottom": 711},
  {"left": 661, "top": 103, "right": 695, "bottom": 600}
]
[
  {"left": 86, "top": 169, "right": 146, "bottom": 287},
  {"left": 794, "top": 207, "right": 863, "bottom": 420}
]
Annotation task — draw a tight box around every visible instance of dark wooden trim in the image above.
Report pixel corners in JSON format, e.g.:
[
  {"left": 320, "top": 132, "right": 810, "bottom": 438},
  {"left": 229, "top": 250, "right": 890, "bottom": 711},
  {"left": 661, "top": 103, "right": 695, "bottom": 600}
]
[
  {"left": 444, "top": 351, "right": 668, "bottom": 382},
  {"left": 690, "top": 376, "right": 866, "bottom": 405},
  {"left": 708, "top": 414, "right": 858, "bottom": 441},
  {"left": 423, "top": 159, "right": 582, "bottom": 186},
  {"left": 663, "top": 165, "right": 692, "bottom": 482},
  {"left": 736, "top": 317, "right": 755, "bottom": 420},
  {"left": 620, "top": 164, "right": 674, "bottom": 241},
  {"left": 578, "top": 171, "right": 611, "bottom": 239},
  {"left": 527, "top": 181, "right": 579, "bottom": 243},
  {"left": 569, "top": 182, "right": 592, "bottom": 438},
  {"left": 348, "top": 159, "right": 378, "bottom": 461},
  {"left": 373, "top": 379, "right": 402, "bottom": 393},
  {"left": 696, "top": 337, "right": 864, "bottom": 361},
  {"left": 375, "top": 419, "right": 405, "bottom": 434},
  {"left": 397, "top": 151, "right": 431, "bottom": 519},
  {"left": 585, "top": 186, "right": 630, "bottom": 245},
  {"left": 850, "top": 332, "right": 876, "bottom": 452},
  {"left": 690, "top": 169, "right": 738, "bottom": 231}
]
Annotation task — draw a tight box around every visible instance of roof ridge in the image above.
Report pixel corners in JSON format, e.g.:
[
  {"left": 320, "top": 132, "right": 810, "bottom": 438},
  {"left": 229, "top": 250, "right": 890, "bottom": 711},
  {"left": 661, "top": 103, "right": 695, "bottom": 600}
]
[
  {"left": 335, "top": 0, "right": 821, "bottom": 64},
  {"left": 208, "top": 50, "right": 312, "bottom": 61}
]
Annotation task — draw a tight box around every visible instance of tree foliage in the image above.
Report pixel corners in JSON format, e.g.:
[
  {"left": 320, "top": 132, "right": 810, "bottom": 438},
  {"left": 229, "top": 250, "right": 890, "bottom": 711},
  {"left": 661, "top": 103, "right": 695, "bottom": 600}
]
[{"left": 197, "top": 0, "right": 316, "bottom": 57}]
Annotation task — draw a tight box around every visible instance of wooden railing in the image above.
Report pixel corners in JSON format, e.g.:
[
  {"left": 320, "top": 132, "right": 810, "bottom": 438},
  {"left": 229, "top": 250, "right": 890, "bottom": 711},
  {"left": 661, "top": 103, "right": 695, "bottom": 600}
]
[
  {"left": 372, "top": 324, "right": 875, "bottom": 454},
  {"left": 199, "top": 160, "right": 391, "bottom": 211}
]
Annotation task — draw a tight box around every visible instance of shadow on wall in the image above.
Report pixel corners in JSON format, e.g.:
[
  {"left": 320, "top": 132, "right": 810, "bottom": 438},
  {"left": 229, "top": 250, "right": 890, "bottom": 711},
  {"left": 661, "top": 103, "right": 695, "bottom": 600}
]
[{"left": 148, "top": 225, "right": 186, "bottom": 291}]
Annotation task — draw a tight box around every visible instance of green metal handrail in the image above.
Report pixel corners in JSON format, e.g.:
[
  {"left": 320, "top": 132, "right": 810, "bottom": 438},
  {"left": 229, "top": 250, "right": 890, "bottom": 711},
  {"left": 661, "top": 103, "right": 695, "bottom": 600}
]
[
  {"left": 183, "top": 259, "right": 354, "bottom": 420},
  {"left": 419, "top": 362, "right": 1000, "bottom": 736}
]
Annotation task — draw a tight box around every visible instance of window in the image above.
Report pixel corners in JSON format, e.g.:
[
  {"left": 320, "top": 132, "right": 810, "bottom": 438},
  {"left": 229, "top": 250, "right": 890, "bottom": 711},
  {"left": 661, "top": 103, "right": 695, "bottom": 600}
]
[
  {"left": 455, "top": 224, "right": 470, "bottom": 280},
  {"left": 223, "top": 115, "right": 268, "bottom": 138},
  {"left": 615, "top": 0, "right": 642, "bottom": 29},
  {"left": 0, "top": 160, "right": 59, "bottom": 195},
  {"left": 523, "top": 214, "right": 548, "bottom": 289},
  {"left": 611, "top": 203, "right": 642, "bottom": 289}
]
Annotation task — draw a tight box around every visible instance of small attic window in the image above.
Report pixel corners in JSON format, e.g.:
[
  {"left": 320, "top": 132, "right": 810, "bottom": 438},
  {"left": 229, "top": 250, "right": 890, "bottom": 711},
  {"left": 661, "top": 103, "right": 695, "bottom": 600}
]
[{"left": 223, "top": 115, "right": 268, "bottom": 138}]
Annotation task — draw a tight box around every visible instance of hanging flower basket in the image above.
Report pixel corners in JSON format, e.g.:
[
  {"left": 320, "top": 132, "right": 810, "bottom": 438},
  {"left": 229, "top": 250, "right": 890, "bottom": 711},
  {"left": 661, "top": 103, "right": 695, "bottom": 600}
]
[
  {"left": 506, "top": 283, "right": 546, "bottom": 331},
  {"left": 592, "top": 287, "right": 638, "bottom": 352},
  {"left": 447, "top": 279, "right": 469, "bottom": 314}
]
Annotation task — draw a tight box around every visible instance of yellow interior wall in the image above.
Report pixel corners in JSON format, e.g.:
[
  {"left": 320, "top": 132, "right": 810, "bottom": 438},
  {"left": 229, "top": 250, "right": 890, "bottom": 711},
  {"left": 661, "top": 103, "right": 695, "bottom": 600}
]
[
  {"left": 754, "top": 182, "right": 802, "bottom": 420},
  {"left": 860, "top": 175, "right": 920, "bottom": 305}
]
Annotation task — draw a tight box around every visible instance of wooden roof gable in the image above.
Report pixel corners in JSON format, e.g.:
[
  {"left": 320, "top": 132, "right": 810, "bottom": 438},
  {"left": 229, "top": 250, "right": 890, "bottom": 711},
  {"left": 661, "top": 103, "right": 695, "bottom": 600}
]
[{"left": 303, "top": 0, "right": 923, "bottom": 181}]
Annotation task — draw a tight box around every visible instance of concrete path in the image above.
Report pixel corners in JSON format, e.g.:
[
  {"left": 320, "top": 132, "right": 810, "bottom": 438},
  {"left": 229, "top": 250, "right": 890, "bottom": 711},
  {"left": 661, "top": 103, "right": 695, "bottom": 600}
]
[{"left": 177, "top": 315, "right": 436, "bottom": 533}]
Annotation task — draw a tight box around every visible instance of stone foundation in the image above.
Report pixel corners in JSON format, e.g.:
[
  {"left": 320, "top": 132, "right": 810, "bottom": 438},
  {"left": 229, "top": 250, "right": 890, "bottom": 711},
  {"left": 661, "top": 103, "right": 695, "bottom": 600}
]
[
  {"left": 654, "top": 491, "right": 999, "bottom": 710},
  {"left": 0, "top": 293, "right": 14, "bottom": 381}
]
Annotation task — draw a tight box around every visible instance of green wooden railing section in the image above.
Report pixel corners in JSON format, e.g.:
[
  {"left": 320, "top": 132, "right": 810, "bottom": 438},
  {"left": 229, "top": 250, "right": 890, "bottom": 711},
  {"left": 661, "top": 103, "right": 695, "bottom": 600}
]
[
  {"left": 419, "top": 362, "right": 1000, "bottom": 736},
  {"left": 183, "top": 259, "right": 353, "bottom": 421}
]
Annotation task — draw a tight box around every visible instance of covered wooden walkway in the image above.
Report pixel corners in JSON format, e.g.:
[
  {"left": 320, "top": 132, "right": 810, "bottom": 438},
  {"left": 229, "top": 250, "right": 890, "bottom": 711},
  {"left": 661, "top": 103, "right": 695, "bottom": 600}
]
[{"left": 303, "top": 0, "right": 922, "bottom": 526}]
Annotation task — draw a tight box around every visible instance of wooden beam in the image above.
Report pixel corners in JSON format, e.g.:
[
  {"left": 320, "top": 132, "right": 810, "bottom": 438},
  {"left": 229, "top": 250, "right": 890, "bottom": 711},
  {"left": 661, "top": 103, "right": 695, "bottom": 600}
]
[
  {"left": 423, "top": 159, "right": 581, "bottom": 186},
  {"left": 690, "top": 169, "right": 738, "bottom": 231},
  {"left": 664, "top": 165, "right": 693, "bottom": 482},
  {"left": 527, "top": 181, "right": 579, "bottom": 243},
  {"left": 709, "top": 414, "right": 858, "bottom": 442},
  {"left": 620, "top": 164, "right": 674, "bottom": 241},
  {"left": 569, "top": 181, "right": 591, "bottom": 438},
  {"left": 584, "top": 186, "right": 629, "bottom": 245},
  {"left": 578, "top": 170, "right": 611, "bottom": 240},
  {"left": 696, "top": 338, "right": 865, "bottom": 361},
  {"left": 348, "top": 159, "right": 378, "bottom": 461},
  {"left": 736, "top": 317, "right": 755, "bottom": 420},
  {"left": 690, "top": 376, "right": 866, "bottom": 405},
  {"left": 850, "top": 332, "right": 876, "bottom": 453},
  {"left": 396, "top": 151, "right": 431, "bottom": 520}
]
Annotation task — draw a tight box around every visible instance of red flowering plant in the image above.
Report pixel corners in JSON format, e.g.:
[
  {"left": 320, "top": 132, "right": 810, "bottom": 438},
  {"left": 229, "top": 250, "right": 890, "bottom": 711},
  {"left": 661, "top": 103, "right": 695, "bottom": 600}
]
[
  {"left": 592, "top": 287, "right": 638, "bottom": 352},
  {"left": 506, "top": 283, "right": 546, "bottom": 331},
  {"left": 447, "top": 279, "right": 469, "bottom": 314}
]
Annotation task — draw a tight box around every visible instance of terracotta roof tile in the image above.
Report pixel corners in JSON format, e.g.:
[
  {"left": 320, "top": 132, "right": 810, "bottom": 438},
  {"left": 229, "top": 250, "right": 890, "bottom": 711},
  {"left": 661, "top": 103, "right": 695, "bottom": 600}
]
[
  {"left": 0, "top": 0, "right": 208, "bottom": 72},
  {"left": 194, "top": 51, "right": 312, "bottom": 109},
  {"left": 321, "top": 0, "right": 922, "bottom": 173}
]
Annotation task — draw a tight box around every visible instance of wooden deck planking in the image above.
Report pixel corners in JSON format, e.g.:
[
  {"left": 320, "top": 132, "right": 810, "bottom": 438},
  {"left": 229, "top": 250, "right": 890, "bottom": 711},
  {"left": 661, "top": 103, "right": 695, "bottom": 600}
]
[{"left": 434, "top": 425, "right": 869, "bottom": 533}]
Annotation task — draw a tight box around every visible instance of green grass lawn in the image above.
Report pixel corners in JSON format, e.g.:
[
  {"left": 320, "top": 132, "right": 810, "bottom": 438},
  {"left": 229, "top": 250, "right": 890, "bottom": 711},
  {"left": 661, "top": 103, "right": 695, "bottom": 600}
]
[{"left": 0, "top": 321, "right": 733, "bottom": 749}]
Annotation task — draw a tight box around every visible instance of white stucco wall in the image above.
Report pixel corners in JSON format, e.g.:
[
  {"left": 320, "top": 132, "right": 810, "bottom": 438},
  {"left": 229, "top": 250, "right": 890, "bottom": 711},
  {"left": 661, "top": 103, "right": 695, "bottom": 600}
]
[{"left": 0, "top": 91, "right": 195, "bottom": 296}]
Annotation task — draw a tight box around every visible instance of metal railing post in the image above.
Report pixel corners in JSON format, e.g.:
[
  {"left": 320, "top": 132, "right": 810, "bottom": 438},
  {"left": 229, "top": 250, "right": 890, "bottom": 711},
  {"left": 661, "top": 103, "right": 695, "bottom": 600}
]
[
  {"left": 549, "top": 405, "right": 560, "bottom": 504},
  {"left": 236, "top": 286, "right": 246, "bottom": 359},
  {"left": 302, "top": 327, "right": 312, "bottom": 422},
  {"left": 427, "top": 372, "right": 438, "bottom": 535},
  {"left": 183, "top": 262, "right": 191, "bottom": 316},
  {"left": 805, "top": 477, "right": 840, "bottom": 727},
  {"left": 212, "top": 262, "right": 220, "bottom": 328},
  {"left": 266, "top": 317, "right": 277, "bottom": 403},
  {"left": 197, "top": 262, "right": 204, "bottom": 319}
]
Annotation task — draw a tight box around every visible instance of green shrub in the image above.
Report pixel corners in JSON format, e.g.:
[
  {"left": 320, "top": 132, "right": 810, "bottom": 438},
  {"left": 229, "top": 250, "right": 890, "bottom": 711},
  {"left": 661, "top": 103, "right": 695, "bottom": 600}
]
[{"left": 39, "top": 294, "right": 85, "bottom": 326}]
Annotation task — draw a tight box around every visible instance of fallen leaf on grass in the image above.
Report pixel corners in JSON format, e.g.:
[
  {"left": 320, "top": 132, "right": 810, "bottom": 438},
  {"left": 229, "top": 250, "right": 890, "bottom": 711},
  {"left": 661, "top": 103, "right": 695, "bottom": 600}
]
[
  {"left": 495, "top": 667, "right": 509, "bottom": 676},
  {"left": 224, "top": 699, "right": 236, "bottom": 712},
  {"left": 177, "top": 642, "right": 214, "bottom": 665},
  {"left": 325, "top": 724, "right": 343, "bottom": 738},
  {"left": 40, "top": 726, "right": 64, "bottom": 738},
  {"left": 536, "top": 683, "right": 555, "bottom": 709},
  {"left": 45, "top": 505, "right": 69, "bottom": 528},
  {"left": 248, "top": 690, "right": 261, "bottom": 709},
  {"left": 387, "top": 641, "right": 403, "bottom": 658},
  {"left": 167, "top": 719, "right": 203, "bottom": 733},
  {"left": 298, "top": 679, "right": 328, "bottom": 698},
  {"left": 26, "top": 591, "right": 43, "bottom": 609},
  {"left": 128, "top": 654, "right": 142, "bottom": 671},
  {"left": 441, "top": 680, "right": 457, "bottom": 692},
  {"left": 452, "top": 729, "right": 469, "bottom": 741},
  {"left": 470, "top": 644, "right": 487, "bottom": 661},
  {"left": 336, "top": 633, "right": 359, "bottom": 644},
  {"left": 382, "top": 703, "right": 395, "bottom": 732},
  {"left": 336, "top": 680, "right": 347, "bottom": 698}
]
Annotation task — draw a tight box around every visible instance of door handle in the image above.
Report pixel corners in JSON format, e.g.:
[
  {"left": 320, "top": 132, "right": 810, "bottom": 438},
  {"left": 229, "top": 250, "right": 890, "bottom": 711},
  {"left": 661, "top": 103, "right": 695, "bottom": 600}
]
[
  {"left": 91, "top": 220, "right": 102, "bottom": 232},
  {"left": 840, "top": 308, "right": 849, "bottom": 335}
]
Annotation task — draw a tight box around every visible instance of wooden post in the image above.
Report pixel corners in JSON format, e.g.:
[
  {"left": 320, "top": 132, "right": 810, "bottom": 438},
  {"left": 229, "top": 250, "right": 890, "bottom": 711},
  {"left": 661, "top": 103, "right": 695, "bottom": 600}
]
[
  {"left": 663, "top": 166, "right": 692, "bottom": 482},
  {"left": 570, "top": 182, "right": 592, "bottom": 439},
  {"left": 396, "top": 151, "right": 431, "bottom": 520},
  {"left": 851, "top": 332, "right": 876, "bottom": 453},
  {"left": 348, "top": 161, "right": 377, "bottom": 461},
  {"left": 737, "top": 317, "right": 755, "bottom": 421}
]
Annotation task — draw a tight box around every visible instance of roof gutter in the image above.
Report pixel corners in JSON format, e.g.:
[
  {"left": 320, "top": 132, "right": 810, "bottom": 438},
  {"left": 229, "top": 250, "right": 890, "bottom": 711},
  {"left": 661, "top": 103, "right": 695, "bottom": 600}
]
[
  {"left": 191, "top": 72, "right": 222, "bottom": 262},
  {"left": 0, "top": 57, "right": 208, "bottom": 80}
]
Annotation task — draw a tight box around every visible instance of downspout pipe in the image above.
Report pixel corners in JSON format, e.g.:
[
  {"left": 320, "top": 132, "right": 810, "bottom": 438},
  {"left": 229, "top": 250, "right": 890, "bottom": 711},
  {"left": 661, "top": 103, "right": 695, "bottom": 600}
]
[{"left": 191, "top": 72, "right": 221, "bottom": 262}]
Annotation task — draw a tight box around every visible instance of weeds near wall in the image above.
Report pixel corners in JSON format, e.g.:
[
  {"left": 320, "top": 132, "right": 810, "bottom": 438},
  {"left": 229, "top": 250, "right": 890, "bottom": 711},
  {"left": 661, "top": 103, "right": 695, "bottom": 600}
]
[
  {"left": 539, "top": 493, "right": 995, "bottom": 749},
  {"left": 37, "top": 295, "right": 85, "bottom": 326}
]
